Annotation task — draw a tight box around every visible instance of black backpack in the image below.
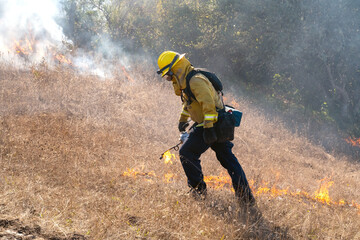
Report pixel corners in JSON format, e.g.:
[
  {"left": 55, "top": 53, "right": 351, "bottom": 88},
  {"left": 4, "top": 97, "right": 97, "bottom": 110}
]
[
  {"left": 184, "top": 68, "right": 242, "bottom": 143},
  {"left": 184, "top": 68, "right": 223, "bottom": 104}
]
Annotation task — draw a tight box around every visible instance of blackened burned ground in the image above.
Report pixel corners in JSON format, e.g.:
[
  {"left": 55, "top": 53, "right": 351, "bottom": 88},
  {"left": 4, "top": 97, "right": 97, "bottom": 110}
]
[{"left": 0, "top": 219, "right": 86, "bottom": 240}]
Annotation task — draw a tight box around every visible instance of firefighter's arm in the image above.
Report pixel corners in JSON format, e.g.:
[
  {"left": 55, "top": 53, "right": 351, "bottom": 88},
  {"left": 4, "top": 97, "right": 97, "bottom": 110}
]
[
  {"left": 179, "top": 104, "right": 190, "bottom": 122},
  {"left": 190, "top": 77, "right": 218, "bottom": 128}
]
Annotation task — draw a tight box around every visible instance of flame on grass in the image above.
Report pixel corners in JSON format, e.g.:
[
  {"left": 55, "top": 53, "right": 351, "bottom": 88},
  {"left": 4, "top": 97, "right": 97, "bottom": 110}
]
[
  {"left": 14, "top": 37, "right": 35, "bottom": 56},
  {"left": 204, "top": 172, "right": 234, "bottom": 192},
  {"left": 121, "top": 65, "right": 135, "bottom": 82},
  {"left": 3, "top": 31, "right": 73, "bottom": 65},
  {"left": 162, "top": 150, "right": 176, "bottom": 164},
  {"left": 54, "top": 53, "right": 72, "bottom": 65},
  {"left": 314, "top": 177, "right": 334, "bottom": 205},
  {"left": 122, "top": 167, "right": 156, "bottom": 179},
  {"left": 252, "top": 180, "right": 290, "bottom": 197},
  {"left": 122, "top": 166, "right": 360, "bottom": 213},
  {"left": 345, "top": 137, "right": 360, "bottom": 147},
  {"left": 164, "top": 172, "right": 175, "bottom": 183},
  {"left": 248, "top": 176, "right": 359, "bottom": 213},
  {"left": 121, "top": 149, "right": 360, "bottom": 213}
]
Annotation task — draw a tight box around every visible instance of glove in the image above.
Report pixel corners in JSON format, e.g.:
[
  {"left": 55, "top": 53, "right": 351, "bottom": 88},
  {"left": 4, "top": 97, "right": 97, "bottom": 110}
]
[
  {"left": 203, "top": 127, "right": 217, "bottom": 145},
  {"left": 179, "top": 132, "right": 189, "bottom": 143},
  {"left": 178, "top": 121, "right": 189, "bottom": 132}
]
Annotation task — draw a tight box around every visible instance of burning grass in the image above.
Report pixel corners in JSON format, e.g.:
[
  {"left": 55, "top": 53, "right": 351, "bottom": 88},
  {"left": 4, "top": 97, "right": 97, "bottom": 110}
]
[
  {"left": 1, "top": 62, "right": 360, "bottom": 239},
  {"left": 346, "top": 137, "right": 360, "bottom": 147}
]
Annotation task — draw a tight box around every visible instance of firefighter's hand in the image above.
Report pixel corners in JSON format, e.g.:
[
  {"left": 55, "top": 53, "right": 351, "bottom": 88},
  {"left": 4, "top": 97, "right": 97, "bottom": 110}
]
[
  {"left": 178, "top": 122, "right": 189, "bottom": 132},
  {"left": 203, "top": 127, "right": 217, "bottom": 145}
]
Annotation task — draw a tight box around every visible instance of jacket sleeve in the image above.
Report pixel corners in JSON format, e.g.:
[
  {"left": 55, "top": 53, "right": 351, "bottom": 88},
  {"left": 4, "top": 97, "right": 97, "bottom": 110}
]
[
  {"left": 179, "top": 104, "right": 190, "bottom": 122},
  {"left": 190, "top": 77, "right": 218, "bottom": 128}
]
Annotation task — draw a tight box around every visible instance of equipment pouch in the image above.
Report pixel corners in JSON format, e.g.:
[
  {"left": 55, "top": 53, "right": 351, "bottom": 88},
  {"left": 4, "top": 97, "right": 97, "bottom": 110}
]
[
  {"left": 225, "top": 105, "right": 243, "bottom": 127},
  {"left": 215, "top": 109, "right": 236, "bottom": 143}
]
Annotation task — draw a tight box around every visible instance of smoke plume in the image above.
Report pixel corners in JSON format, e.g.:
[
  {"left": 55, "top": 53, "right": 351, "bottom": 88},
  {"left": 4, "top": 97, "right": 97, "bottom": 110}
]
[
  {"left": 0, "top": 0, "right": 130, "bottom": 78},
  {"left": 0, "top": 0, "right": 67, "bottom": 62}
]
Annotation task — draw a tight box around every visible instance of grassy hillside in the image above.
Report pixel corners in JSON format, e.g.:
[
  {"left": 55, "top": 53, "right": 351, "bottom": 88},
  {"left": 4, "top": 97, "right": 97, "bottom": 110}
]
[{"left": 1, "top": 62, "right": 360, "bottom": 239}]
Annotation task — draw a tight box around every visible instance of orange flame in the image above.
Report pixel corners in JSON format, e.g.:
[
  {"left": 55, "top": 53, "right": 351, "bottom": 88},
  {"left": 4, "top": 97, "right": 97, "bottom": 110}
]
[
  {"left": 314, "top": 177, "right": 334, "bottom": 205},
  {"left": 162, "top": 150, "right": 175, "bottom": 164},
  {"left": 122, "top": 167, "right": 156, "bottom": 178},
  {"left": 249, "top": 176, "right": 356, "bottom": 211},
  {"left": 205, "top": 173, "right": 359, "bottom": 213},
  {"left": 121, "top": 155, "right": 360, "bottom": 214},
  {"left": 6, "top": 31, "right": 73, "bottom": 65},
  {"left": 255, "top": 184, "right": 289, "bottom": 197},
  {"left": 204, "top": 172, "right": 232, "bottom": 190},
  {"left": 54, "top": 54, "right": 72, "bottom": 65},
  {"left": 14, "top": 36, "right": 35, "bottom": 56},
  {"left": 164, "top": 172, "right": 175, "bottom": 183},
  {"left": 121, "top": 66, "right": 135, "bottom": 82},
  {"left": 345, "top": 137, "right": 360, "bottom": 147}
]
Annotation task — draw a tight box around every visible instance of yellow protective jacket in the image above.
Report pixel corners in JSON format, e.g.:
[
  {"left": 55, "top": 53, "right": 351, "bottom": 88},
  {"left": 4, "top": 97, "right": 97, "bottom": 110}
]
[{"left": 171, "top": 57, "right": 224, "bottom": 128}]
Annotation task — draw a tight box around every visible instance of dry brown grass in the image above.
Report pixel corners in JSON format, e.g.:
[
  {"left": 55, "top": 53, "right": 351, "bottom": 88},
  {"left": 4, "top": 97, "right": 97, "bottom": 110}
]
[{"left": 1, "top": 61, "right": 360, "bottom": 239}]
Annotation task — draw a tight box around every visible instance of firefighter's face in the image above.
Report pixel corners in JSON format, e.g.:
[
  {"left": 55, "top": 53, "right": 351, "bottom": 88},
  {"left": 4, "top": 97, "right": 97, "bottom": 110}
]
[{"left": 164, "top": 74, "right": 172, "bottom": 81}]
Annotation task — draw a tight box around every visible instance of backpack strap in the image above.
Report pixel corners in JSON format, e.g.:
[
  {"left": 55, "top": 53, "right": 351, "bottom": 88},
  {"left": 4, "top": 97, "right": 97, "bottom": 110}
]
[
  {"left": 184, "top": 69, "right": 198, "bottom": 104},
  {"left": 184, "top": 68, "right": 224, "bottom": 107}
]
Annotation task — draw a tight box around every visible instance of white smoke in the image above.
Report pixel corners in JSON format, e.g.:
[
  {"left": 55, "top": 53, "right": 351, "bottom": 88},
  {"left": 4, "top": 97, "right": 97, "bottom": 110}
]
[
  {"left": 0, "top": 0, "right": 69, "bottom": 63},
  {"left": 0, "top": 0, "right": 131, "bottom": 79},
  {"left": 3, "top": 0, "right": 62, "bottom": 39}
]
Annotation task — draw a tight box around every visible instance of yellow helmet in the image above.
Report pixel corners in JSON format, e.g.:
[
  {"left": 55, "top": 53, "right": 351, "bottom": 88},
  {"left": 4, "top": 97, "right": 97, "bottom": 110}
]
[{"left": 157, "top": 51, "right": 185, "bottom": 77}]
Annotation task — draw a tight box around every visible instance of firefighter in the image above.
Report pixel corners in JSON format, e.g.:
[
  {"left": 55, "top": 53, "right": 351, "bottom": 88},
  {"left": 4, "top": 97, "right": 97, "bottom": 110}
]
[{"left": 157, "top": 51, "right": 255, "bottom": 207}]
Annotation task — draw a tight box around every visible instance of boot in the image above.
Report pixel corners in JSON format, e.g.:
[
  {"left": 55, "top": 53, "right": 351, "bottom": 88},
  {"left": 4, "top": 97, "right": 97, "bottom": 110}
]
[
  {"left": 236, "top": 187, "right": 256, "bottom": 207},
  {"left": 189, "top": 181, "right": 207, "bottom": 201},
  {"left": 190, "top": 187, "right": 207, "bottom": 201}
]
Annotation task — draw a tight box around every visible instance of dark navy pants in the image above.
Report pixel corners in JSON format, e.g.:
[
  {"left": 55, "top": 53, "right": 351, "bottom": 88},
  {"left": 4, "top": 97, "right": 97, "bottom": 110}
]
[{"left": 179, "top": 126, "right": 254, "bottom": 203}]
